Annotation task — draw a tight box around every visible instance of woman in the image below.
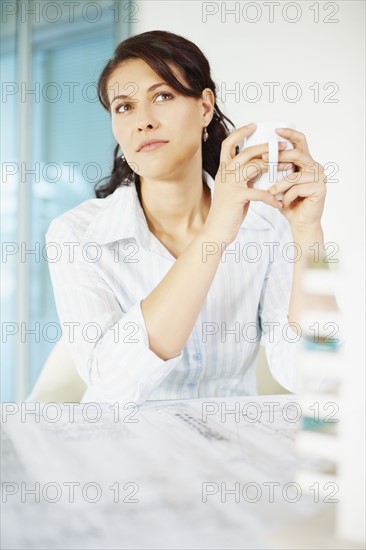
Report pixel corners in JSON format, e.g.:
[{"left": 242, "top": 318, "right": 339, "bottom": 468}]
[{"left": 46, "top": 30, "right": 327, "bottom": 404}]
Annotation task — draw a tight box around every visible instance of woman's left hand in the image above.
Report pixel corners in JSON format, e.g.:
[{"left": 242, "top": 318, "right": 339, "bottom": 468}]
[{"left": 265, "top": 128, "right": 327, "bottom": 231}]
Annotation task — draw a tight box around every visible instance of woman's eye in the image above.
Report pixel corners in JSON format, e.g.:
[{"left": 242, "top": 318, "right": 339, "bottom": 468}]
[
  {"left": 115, "top": 103, "right": 130, "bottom": 114},
  {"left": 114, "top": 92, "right": 174, "bottom": 114},
  {"left": 155, "top": 92, "right": 174, "bottom": 102}
]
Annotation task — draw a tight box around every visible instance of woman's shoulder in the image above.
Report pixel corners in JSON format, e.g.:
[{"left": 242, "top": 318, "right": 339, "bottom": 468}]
[
  {"left": 45, "top": 197, "right": 102, "bottom": 241},
  {"left": 45, "top": 185, "right": 126, "bottom": 242}
]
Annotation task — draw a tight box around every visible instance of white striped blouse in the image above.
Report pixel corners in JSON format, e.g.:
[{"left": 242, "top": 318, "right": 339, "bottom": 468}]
[{"left": 45, "top": 170, "right": 302, "bottom": 404}]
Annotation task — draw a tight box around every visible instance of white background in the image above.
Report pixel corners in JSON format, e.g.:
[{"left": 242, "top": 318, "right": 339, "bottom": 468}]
[{"left": 132, "top": 0, "right": 365, "bottom": 252}]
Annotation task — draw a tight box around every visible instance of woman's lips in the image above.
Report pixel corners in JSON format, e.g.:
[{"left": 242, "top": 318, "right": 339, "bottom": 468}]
[{"left": 139, "top": 141, "right": 168, "bottom": 152}]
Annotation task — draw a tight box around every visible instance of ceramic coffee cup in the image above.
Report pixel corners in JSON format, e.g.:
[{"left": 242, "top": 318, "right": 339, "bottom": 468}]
[{"left": 238, "top": 121, "right": 296, "bottom": 200}]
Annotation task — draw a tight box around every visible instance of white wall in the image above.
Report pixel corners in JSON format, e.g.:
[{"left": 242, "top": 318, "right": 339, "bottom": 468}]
[{"left": 131, "top": 0, "right": 365, "bottom": 252}]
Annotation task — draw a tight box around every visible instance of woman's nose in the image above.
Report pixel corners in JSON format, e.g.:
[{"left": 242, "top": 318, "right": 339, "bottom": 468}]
[
  {"left": 136, "top": 102, "right": 159, "bottom": 131},
  {"left": 137, "top": 120, "right": 155, "bottom": 132}
]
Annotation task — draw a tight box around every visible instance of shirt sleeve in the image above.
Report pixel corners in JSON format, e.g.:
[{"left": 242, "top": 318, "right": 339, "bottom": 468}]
[
  {"left": 45, "top": 217, "right": 184, "bottom": 404},
  {"left": 258, "top": 214, "right": 303, "bottom": 393}
]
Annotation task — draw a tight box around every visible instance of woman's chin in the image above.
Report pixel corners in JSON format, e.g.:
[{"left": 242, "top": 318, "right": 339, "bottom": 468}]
[{"left": 136, "top": 166, "right": 176, "bottom": 181}]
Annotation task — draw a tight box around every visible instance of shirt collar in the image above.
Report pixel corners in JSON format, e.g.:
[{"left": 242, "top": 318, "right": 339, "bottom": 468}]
[{"left": 82, "top": 169, "right": 272, "bottom": 247}]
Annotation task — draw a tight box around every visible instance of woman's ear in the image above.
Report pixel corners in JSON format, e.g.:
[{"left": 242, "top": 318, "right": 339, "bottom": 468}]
[{"left": 201, "top": 88, "right": 215, "bottom": 123}]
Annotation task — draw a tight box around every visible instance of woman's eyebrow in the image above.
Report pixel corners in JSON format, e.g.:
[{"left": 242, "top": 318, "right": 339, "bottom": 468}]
[{"left": 110, "top": 82, "right": 169, "bottom": 105}]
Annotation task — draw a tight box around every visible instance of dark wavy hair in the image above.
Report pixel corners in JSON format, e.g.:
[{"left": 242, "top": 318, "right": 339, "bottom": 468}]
[{"left": 94, "top": 30, "right": 236, "bottom": 199}]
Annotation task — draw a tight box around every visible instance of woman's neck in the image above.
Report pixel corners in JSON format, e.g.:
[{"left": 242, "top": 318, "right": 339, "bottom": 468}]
[{"left": 137, "top": 166, "right": 212, "bottom": 239}]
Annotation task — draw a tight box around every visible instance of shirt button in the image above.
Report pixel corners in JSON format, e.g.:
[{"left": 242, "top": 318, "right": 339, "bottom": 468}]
[{"left": 192, "top": 353, "right": 202, "bottom": 361}]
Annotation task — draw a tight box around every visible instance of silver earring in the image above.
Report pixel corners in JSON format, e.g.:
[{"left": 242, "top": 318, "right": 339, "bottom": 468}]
[
  {"left": 203, "top": 127, "right": 209, "bottom": 142},
  {"left": 121, "top": 154, "right": 126, "bottom": 162}
]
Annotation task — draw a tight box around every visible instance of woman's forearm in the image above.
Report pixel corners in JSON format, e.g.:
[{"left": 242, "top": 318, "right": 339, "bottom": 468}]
[{"left": 141, "top": 232, "right": 224, "bottom": 360}]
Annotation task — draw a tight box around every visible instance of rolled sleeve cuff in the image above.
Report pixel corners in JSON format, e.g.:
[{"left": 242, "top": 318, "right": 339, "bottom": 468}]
[
  {"left": 87, "top": 301, "right": 184, "bottom": 404},
  {"left": 261, "top": 308, "right": 303, "bottom": 393}
]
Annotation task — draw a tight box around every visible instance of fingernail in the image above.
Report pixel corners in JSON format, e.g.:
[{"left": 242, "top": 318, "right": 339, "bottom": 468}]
[{"left": 247, "top": 122, "right": 256, "bottom": 127}]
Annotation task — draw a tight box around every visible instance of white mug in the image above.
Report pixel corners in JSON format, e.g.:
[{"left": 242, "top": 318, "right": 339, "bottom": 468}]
[{"left": 238, "top": 121, "right": 296, "bottom": 200}]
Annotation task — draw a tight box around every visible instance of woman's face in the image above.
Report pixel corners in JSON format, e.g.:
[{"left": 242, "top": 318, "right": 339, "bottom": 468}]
[{"left": 106, "top": 58, "right": 213, "bottom": 180}]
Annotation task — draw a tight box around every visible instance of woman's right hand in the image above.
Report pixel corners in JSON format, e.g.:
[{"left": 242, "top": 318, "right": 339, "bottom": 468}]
[{"left": 203, "top": 123, "right": 286, "bottom": 245}]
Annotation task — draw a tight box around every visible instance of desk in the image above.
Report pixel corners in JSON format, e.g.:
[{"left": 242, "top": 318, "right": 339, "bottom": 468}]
[{"left": 1, "top": 395, "right": 334, "bottom": 549}]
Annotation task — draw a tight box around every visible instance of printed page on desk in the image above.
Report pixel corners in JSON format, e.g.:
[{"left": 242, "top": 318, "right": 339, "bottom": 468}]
[{"left": 1, "top": 396, "right": 331, "bottom": 550}]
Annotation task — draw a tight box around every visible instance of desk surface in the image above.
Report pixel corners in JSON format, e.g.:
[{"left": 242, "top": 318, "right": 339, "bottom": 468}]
[{"left": 1, "top": 395, "right": 333, "bottom": 549}]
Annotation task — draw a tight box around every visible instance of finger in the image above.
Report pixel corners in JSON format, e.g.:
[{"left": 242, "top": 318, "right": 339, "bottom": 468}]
[
  {"left": 237, "top": 140, "right": 287, "bottom": 166},
  {"left": 240, "top": 187, "right": 283, "bottom": 209},
  {"left": 221, "top": 123, "right": 257, "bottom": 162},
  {"left": 278, "top": 149, "right": 315, "bottom": 170},
  {"left": 221, "top": 159, "right": 269, "bottom": 187},
  {"left": 263, "top": 149, "right": 314, "bottom": 170},
  {"left": 219, "top": 155, "right": 274, "bottom": 186},
  {"left": 243, "top": 159, "right": 270, "bottom": 183},
  {"left": 278, "top": 162, "right": 296, "bottom": 171},
  {"left": 269, "top": 165, "right": 327, "bottom": 194},
  {"left": 274, "top": 128, "right": 310, "bottom": 154},
  {"left": 281, "top": 182, "right": 327, "bottom": 209},
  {"left": 268, "top": 172, "right": 314, "bottom": 195}
]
